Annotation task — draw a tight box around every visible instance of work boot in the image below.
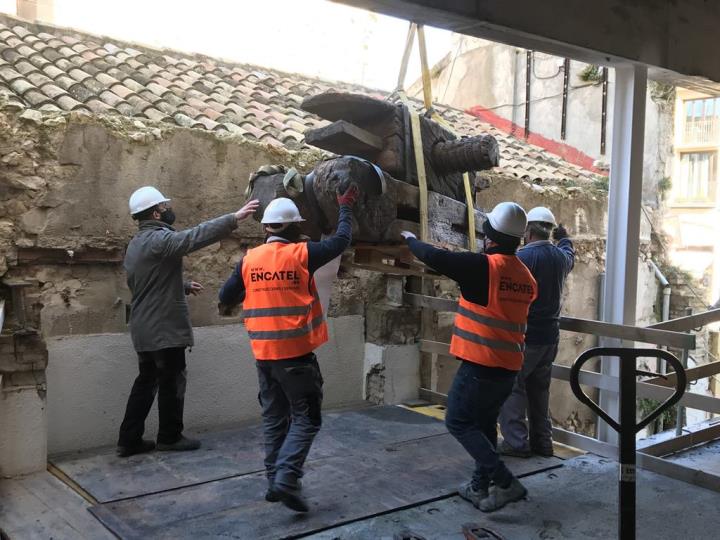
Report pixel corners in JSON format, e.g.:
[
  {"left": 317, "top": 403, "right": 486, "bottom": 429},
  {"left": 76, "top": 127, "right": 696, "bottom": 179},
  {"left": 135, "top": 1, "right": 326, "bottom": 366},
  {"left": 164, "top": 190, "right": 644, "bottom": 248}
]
[
  {"left": 156, "top": 435, "right": 201, "bottom": 452},
  {"left": 457, "top": 479, "right": 489, "bottom": 507},
  {"left": 266, "top": 479, "right": 301, "bottom": 503},
  {"left": 265, "top": 486, "right": 280, "bottom": 503},
  {"left": 498, "top": 440, "right": 532, "bottom": 458},
  {"left": 275, "top": 484, "right": 309, "bottom": 513},
  {"left": 478, "top": 478, "right": 527, "bottom": 512},
  {"left": 531, "top": 445, "right": 554, "bottom": 457},
  {"left": 116, "top": 439, "right": 155, "bottom": 458}
]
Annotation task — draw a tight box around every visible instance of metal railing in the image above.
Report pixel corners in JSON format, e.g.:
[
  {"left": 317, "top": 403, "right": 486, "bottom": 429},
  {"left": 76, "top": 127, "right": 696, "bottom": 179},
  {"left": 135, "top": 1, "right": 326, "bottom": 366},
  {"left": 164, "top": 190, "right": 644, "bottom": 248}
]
[
  {"left": 405, "top": 291, "right": 720, "bottom": 493},
  {"left": 683, "top": 117, "right": 720, "bottom": 146}
]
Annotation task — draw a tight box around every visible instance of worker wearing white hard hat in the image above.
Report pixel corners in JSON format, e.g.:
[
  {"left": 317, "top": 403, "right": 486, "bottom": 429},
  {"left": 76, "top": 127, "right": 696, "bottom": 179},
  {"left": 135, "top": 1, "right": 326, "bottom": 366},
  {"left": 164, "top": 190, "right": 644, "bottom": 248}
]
[
  {"left": 218, "top": 183, "right": 360, "bottom": 513},
  {"left": 400, "top": 201, "right": 537, "bottom": 513},
  {"left": 499, "top": 207, "right": 575, "bottom": 460},
  {"left": 117, "top": 185, "right": 259, "bottom": 458}
]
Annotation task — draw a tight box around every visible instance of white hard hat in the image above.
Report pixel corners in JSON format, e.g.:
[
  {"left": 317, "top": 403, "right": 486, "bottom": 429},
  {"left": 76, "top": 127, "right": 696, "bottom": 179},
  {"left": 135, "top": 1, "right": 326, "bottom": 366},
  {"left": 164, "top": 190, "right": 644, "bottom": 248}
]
[
  {"left": 129, "top": 186, "right": 170, "bottom": 215},
  {"left": 261, "top": 197, "right": 305, "bottom": 225},
  {"left": 486, "top": 202, "right": 527, "bottom": 238},
  {"left": 527, "top": 206, "right": 557, "bottom": 227}
]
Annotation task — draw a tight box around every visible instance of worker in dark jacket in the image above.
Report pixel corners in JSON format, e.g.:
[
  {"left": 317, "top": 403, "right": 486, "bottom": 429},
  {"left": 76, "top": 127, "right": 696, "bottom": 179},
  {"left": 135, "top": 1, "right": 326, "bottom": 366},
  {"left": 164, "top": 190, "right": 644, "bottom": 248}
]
[
  {"left": 401, "top": 202, "right": 537, "bottom": 513},
  {"left": 219, "top": 184, "right": 358, "bottom": 513},
  {"left": 499, "top": 207, "right": 575, "bottom": 458},
  {"left": 117, "top": 186, "right": 259, "bottom": 458}
]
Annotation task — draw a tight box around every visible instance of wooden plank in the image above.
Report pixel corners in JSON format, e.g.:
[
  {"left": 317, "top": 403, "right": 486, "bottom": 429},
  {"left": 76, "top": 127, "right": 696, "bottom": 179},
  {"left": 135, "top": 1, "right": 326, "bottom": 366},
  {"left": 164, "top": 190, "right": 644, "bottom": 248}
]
[
  {"left": 16, "top": 247, "right": 124, "bottom": 265},
  {"left": 647, "top": 308, "right": 720, "bottom": 332},
  {"left": 419, "top": 339, "right": 452, "bottom": 356},
  {"left": 301, "top": 91, "right": 397, "bottom": 123},
  {"left": 404, "top": 292, "right": 457, "bottom": 312},
  {"left": 304, "top": 119, "right": 384, "bottom": 156}
]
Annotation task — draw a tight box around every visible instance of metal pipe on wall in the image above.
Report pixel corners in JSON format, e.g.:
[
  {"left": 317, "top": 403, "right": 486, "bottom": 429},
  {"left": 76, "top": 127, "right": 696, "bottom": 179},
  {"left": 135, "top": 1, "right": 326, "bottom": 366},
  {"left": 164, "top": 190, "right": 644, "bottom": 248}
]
[{"left": 525, "top": 50, "right": 532, "bottom": 138}]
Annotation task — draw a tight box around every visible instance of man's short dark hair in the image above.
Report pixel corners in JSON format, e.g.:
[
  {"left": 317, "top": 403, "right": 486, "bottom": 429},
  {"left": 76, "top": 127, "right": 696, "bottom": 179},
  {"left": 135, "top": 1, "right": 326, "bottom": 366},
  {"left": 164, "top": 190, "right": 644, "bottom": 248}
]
[
  {"left": 132, "top": 204, "right": 158, "bottom": 221},
  {"left": 528, "top": 222, "right": 552, "bottom": 240}
]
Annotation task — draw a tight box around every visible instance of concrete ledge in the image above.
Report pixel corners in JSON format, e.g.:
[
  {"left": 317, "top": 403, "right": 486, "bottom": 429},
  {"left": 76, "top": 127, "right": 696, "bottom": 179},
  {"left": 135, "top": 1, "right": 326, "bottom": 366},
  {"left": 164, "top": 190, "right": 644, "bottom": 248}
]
[
  {"left": 0, "top": 385, "right": 47, "bottom": 477},
  {"left": 364, "top": 343, "right": 420, "bottom": 405},
  {"left": 46, "top": 316, "right": 365, "bottom": 454}
]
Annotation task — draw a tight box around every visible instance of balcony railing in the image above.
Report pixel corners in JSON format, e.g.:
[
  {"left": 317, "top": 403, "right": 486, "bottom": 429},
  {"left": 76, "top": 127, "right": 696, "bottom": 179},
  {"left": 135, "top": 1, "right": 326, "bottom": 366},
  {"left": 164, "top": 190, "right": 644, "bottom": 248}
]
[{"left": 684, "top": 117, "right": 720, "bottom": 146}]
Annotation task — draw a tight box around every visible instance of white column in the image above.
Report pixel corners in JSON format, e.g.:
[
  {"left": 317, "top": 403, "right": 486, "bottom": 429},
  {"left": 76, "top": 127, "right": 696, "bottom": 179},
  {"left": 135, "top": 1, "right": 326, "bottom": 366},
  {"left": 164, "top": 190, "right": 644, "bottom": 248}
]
[{"left": 598, "top": 64, "right": 647, "bottom": 443}]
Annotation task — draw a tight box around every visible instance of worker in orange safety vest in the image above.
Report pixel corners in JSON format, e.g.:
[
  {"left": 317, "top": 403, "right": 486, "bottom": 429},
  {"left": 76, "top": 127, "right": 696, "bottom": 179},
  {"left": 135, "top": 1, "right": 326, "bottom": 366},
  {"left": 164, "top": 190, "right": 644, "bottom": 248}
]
[
  {"left": 219, "top": 185, "right": 359, "bottom": 513},
  {"left": 401, "top": 201, "right": 537, "bottom": 513}
]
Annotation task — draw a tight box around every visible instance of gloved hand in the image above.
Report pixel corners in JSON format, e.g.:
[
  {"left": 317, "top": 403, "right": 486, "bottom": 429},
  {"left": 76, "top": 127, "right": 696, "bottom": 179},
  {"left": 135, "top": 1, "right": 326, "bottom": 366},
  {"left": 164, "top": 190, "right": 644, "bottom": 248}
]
[
  {"left": 400, "top": 230, "right": 417, "bottom": 241},
  {"left": 553, "top": 224, "right": 569, "bottom": 241},
  {"left": 337, "top": 183, "right": 360, "bottom": 207}
]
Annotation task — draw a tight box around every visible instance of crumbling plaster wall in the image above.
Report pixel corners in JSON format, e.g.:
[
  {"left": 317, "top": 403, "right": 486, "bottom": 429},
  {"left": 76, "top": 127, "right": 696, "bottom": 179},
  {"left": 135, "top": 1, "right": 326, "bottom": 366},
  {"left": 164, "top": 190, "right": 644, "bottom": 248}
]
[{"left": 0, "top": 105, "right": 369, "bottom": 457}]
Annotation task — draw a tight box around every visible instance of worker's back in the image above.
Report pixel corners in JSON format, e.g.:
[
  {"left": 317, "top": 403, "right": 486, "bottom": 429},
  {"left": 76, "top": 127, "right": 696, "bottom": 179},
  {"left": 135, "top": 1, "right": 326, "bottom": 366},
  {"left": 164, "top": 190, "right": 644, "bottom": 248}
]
[
  {"left": 124, "top": 221, "right": 190, "bottom": 352},
  {"left": 517, "top": 238, "right": 575, "bottom": 345}
]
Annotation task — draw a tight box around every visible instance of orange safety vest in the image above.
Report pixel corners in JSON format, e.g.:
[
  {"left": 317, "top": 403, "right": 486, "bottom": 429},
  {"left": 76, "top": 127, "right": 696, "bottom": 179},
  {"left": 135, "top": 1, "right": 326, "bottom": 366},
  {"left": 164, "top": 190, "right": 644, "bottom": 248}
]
[
  {"left": 449, "top": 254, "right": 537, "bottom": 371},
  {"left": 241, "top": 241, "right": 328, "bottom": 360}
]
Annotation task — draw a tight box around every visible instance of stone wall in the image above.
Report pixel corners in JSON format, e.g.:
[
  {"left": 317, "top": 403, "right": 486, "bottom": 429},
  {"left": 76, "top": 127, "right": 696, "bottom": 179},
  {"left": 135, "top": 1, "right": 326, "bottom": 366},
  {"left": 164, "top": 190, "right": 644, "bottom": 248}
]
[{"left": 0, "top": 104, "right": 368, "bottom": 471}]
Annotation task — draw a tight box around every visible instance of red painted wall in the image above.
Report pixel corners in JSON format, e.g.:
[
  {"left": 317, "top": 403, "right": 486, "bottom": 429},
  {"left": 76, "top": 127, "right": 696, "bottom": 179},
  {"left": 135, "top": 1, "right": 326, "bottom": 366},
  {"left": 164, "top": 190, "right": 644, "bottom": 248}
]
[{"left": 467, "top": 105, "right": 606, "bottom": 175}]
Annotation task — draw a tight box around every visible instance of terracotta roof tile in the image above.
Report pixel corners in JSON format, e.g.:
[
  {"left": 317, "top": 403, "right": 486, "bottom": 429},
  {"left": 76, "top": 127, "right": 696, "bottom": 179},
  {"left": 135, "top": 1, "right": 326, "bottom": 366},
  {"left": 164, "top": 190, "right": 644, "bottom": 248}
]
[
  {"left": 23, "top": 88, "right": 51, "bottom": 106},
  {"left": 53, "top": 74, "right": 75, "bottom": 91},
  {"left": 84, "top": 98, "right": 111, "bottom": 113},
  {"left": 67, "top": 82, "right": 95, "bottom": 102},
  {"left": 41, "top": 82, "right": 67, "bottom": 100},
  {"left": 0, "top": 13, "right": 600, "bottom": 184},
  {"left": 143, "top": 107, "right": 169, "bottom": 123},
  {"left": 26, "top": 53, "right": 49, "bottom": 69}
]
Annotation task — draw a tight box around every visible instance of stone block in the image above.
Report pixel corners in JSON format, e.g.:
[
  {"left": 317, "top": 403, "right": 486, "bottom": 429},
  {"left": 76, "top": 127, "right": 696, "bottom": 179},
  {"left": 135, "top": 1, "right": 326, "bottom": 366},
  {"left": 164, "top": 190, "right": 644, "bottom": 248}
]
[
  {"left": 0, "top": 385, "right": 47, "bottom": 476},
  {"left": 0, "top": 333, "right": 48, "bottom": 372},
  {"left": 363, "top": 343, "right": 420, "bottom": 405},
  {"left": 20, "top": 208, "right": 47, "bottom": 235},
  {"left": 365, "top": 305, "right": 420, "bottom": 345}
]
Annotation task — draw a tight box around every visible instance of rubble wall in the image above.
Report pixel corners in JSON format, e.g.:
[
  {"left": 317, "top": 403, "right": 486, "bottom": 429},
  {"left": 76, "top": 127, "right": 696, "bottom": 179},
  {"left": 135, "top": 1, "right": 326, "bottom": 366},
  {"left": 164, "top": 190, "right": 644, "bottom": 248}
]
[{"left": 0, "top": 106, "right": 367, "bottom": 455}]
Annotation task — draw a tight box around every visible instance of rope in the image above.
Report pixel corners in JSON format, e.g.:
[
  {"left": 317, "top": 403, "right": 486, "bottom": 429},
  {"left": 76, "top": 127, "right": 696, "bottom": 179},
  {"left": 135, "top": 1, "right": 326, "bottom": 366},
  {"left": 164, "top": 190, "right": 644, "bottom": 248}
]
[{"left": 394, "top": 22, "right": 477, "bottom": 251}]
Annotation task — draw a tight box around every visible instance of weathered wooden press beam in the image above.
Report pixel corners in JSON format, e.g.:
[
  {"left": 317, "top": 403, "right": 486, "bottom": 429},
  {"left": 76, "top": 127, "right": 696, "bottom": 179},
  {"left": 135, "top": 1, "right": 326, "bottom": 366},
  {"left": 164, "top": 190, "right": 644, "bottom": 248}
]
[
  {"left": 248, "top": 156, "right": 486, "bottom": 248},
  {"left": 301, "top": 92, "right": 499, "bottom": 202}
]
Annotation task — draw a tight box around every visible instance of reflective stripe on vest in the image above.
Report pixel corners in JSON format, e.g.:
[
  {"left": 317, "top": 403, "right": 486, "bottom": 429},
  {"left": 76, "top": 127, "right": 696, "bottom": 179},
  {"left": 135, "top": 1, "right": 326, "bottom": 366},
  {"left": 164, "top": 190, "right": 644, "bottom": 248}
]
[
  {"left": 450, "top": 254, "right": 537, "bottom": 370},
  {"left": 452, "top": 326, "right": 524, "bottom": 352},
  {"left": 247, "top": 314, "right": 325, "bottom": 340},
  {"left": 241, "top": 242, "right": 328, "bottom": 360},
  {"left": 243, "top": 305, "right": 311, "bottom": 318},
  {"left": 455, "top": 304, "right": 527, "bottom": 334}
]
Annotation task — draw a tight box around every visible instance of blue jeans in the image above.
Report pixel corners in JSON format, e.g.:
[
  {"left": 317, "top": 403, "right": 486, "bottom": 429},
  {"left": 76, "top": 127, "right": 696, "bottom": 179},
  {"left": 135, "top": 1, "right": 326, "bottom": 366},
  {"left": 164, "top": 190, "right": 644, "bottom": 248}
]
[
  {"left": 256, "top": 353, "right": 323, "bottom": 490},
  {"left": 445, "top": 360, "right": 517, "bottom": 489}
]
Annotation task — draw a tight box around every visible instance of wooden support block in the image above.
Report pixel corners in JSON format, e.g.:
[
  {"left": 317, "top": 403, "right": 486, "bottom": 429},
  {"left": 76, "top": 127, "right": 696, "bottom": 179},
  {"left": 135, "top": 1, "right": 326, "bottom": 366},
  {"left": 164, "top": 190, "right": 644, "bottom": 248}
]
[
  {"left": 304, "top": 120, "right": 384, "bottom": 156},
  {"left": 16, "top": 247, "right": 124, "bottom": 265}
]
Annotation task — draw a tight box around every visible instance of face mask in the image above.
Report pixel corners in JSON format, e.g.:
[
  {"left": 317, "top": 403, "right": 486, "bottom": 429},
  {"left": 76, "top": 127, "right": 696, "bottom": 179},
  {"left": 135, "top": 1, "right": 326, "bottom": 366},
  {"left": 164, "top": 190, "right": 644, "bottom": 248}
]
[{"left": 160, "top": 208, "right": 176, "bottom": 225}]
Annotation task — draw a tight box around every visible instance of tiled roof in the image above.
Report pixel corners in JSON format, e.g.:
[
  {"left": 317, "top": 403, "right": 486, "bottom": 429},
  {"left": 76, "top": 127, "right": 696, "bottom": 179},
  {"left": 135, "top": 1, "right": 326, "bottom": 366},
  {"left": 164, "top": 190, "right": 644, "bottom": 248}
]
[{"left": 0, "top": 13, "right": 600, "bottom": 184}]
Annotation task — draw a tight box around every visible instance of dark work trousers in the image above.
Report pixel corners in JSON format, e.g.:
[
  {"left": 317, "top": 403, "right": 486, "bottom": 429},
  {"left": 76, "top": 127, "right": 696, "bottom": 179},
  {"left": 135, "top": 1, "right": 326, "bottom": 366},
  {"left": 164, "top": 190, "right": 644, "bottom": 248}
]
[
  {"left": 118, "top": 347, "right": 187, "bottom": 447},
  {"left": 256, "top": 353, "right": 324, "bottom": 491},
  {"left": 499, "top": 342, "right": 558, "bottom": 453},
  {"left": 445, "top": 359, "right": 517, "bottom": 490}
]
